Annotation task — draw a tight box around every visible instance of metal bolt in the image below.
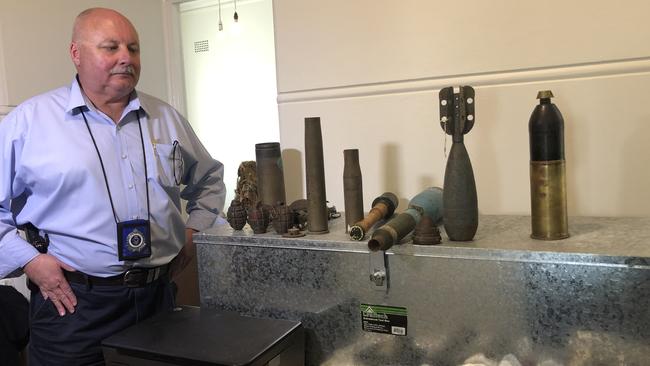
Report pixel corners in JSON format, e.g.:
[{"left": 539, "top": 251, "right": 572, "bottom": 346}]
[{"left": 370, "top": 270, "right": 386, "bottom": 286}]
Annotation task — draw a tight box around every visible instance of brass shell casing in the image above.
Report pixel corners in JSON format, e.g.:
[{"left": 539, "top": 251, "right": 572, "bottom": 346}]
[{"left": 530, "top": 160, "right": 569, "bottom": 240}]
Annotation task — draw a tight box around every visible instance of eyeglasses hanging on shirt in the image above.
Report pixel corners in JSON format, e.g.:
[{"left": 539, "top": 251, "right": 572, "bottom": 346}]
[
  {"left": 172, "top": 140, "right": 184, "bottom": 186},
  {"left": 79, "top": 108, "right": 152, "bottom": 261}
]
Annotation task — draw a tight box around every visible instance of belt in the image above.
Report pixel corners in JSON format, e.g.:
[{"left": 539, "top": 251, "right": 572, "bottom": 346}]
[{"left": 64, "top": 265, "right": 169, "bottom": 288}]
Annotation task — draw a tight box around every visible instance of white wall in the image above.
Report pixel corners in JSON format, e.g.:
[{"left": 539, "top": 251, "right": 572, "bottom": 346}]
[
  {"left": 0, "top": 0, "right": 169, "bottom": 108},
  {"left": 0, "top": 20, "right": 10, "bottom": 121},
  {"left": 0, "top": 22, "right": 7, "bottom": 106},
  {"left": 273, "top": 0, "right": 650, "bottom": 217},
  {"left": 180, "top": 0, "right": 279, "bottom": 206}
]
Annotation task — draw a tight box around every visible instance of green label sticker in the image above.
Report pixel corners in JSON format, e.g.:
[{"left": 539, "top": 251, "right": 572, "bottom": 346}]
[{"left": 360, "top": 303, "right": 407, "bottom": 336}]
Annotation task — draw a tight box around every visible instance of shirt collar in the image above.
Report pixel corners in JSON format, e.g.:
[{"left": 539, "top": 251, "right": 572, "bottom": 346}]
[{"left": 65, "top": 76, "right": 148, "bottom": 118}]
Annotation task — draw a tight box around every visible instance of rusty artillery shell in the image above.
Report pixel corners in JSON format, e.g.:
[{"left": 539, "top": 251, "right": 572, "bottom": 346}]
[
  {"left": 368, "top": 213, "right": 416, "bottom": 251},
  {"left": 529, "top": 90, "right": 569, "bottom": 240},
  {"left": 368, "top": 187, "right": 442, "bottom": 251},
  {"left": 349, "top": 192, "right": 398, "bottom": 241},
  {"left": 343, "top": 149, "right": 364, "bottom": 233},
  {"left": 255, "top": 142, "right": 286, "bottom": 208},
  {"left": 305, "top": 117, "right": 329, "bottom": 234}
]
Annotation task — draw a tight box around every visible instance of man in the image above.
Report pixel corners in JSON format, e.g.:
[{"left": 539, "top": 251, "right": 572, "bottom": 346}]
[{"left": 0, "top": 7, "right": 226, "bottom": 365}]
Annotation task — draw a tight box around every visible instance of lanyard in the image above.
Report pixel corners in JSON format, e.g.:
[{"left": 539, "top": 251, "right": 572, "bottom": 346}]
[{"left": 79, "top": 108, "right": 151, "bottom": 224}]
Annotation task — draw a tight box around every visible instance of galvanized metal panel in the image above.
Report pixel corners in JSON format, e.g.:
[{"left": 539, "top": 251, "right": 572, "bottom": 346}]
[{"left": 196, "top": 215, "right": 650, "bottom": 365}]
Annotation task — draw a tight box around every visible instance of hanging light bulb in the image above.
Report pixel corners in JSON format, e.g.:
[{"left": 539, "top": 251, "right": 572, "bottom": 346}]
[
  {"left": 232, "top": 0, "right": 241, "bottom": 35},
  {"left": 218, "top": 0, "right": 224, "bottom": 32}
]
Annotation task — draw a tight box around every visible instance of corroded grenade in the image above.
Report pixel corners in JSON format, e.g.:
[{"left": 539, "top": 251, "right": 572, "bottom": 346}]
[
  {"left": 271, "top": 202, "right": 293, "bottom": 234},
  {"left": 226, "top": 199, "right": 247, "bottom": 230},
  {"left": 247, "top": 205, "right": 269, "bottom": 234}
]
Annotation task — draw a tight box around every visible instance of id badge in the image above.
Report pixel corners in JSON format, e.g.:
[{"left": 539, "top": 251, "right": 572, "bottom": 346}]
[{"left": 117, "top": 219, "right": 152, "bottom": 260}]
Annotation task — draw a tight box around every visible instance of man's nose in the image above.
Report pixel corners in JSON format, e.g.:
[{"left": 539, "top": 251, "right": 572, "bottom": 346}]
[{"left": 117, "top": 46, "right": 133, "bottom": 64}]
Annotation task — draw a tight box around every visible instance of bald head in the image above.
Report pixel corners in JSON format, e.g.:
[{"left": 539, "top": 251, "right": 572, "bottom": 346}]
[
  {"left": 72, "top": 8, "right": 139, "bottom": 43},
  {"left": 70, "top": 8, "right": 141, "bottom": 113}
]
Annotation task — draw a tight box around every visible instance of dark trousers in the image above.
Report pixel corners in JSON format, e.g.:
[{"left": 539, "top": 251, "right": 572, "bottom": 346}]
[{"left": 28, "top": 276, "right": 175, "bottom": 366}]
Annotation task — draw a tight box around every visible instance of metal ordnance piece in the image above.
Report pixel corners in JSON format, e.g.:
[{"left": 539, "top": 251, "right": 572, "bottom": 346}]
[
  {"left": 255, "top": 142, "right": 286, "bottom": 208},
  {"left": 271, "top": 202, "right": 293, "bottom": 235},
  {"left": 349, "top": 192, "right": 398, "bottom": 241},
  {"left": 529, "top": 90, "right": 569, "bottom": 240},
  {"left": 289, "top": 199, "right": 308, "bottom": 230},
  {"left": 226, "top": 199, "right": 247, "bottom": 231},
  {"left": 439, "top": 86, "right": 479, "bottom": 241},
  {"left": 412, "top": 215, "right": 442, "bottom": 245},
  {"left": 247, "top": 204, "right": 269, "bottom": 234},
  {"left": 343, "top": 149, "right": 364, "bottom": 233},
  {"left": 368, "top": 187, "right": 443, "bottom": 251},
  {"left": 304, "top": 117, "right": 329, "bottom": 234},
  {"left": 234, "top": 161, "right": 258, "bottom": 212}
]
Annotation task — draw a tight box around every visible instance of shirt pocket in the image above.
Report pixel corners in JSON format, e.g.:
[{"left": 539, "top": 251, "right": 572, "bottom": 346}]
[{"left": 152, "top": 143, "right": 175, "bottom": 187}]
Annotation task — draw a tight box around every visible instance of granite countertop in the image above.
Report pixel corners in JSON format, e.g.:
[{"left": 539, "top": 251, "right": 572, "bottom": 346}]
[{"left": 195, "top": 215, "right": 650, "bottom": 268}]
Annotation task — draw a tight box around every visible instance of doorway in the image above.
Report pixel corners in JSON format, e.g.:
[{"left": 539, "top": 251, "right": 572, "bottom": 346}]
[{"left": 179, "top": 0, "right": 279, "bottom": 207}]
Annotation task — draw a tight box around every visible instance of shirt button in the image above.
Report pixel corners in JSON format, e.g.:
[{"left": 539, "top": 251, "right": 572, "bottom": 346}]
[
  {"left": 128, "top": 184, "right": 134, "bottom": 189},
  {"left": 132, "top": 215, "right": 137, "bottom": 219},
  {"left": 122, "top": 154, "right": 127, "bottom": 159}
]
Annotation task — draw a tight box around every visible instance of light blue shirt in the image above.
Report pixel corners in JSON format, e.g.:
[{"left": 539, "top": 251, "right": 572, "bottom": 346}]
[{"left": 0, "top": 78, "right": 226, "bottom": 277}]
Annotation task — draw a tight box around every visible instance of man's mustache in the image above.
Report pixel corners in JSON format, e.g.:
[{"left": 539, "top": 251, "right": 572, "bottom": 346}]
[{"left": 110, "top": 66, "right": 135, "bottom": 75}]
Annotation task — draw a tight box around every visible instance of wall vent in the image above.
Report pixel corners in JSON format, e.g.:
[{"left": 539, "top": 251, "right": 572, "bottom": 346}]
[{"left": 194, "top": 40, "right": 209, "bottom": 53}]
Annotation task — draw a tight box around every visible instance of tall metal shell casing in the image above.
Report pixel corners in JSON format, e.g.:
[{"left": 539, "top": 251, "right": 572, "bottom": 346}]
[
  {"left": 343, "top": 149, "right": 364, "bottom": 233},
  {"left": 255, "top": 142, "right": 286, "bottom": 208},
  {"left": 304, "top": 117, "right": 329, "bottom": 234},
  {"left": 439, "top": 86, "right": 478, "bottom": 241},
  {"left": 529, "top": 90, "right": 569, "bottom": 240}
]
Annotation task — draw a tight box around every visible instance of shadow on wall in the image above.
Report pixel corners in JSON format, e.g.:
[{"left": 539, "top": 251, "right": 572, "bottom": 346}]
[
  {"left": 472, "top": 88, "right": 506, "bottom": 215},
  {"left": 381, "top": 143, "right": 409, "bottom": 210},
  {"left": 418, "top": 175, "right": 435, "bottom": 192},
  {"left": 283, "top": 148, "right": 304, "bottom": 203},
  {"left": 381, "top": 142, "right": 441, "bottom": 211},
  {"left": 619, "top": 113, "right": 650, "bottom": 215}
]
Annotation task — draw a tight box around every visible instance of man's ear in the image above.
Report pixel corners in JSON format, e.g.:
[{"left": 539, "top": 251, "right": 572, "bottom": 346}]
[{"left": 70, "top": 42, "right": 81, "bottom": 66}]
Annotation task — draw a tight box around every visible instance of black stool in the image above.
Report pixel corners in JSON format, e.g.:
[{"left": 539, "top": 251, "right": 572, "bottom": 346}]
[{"left": 102, "top": 306, "right": 304, "bottom": 366}]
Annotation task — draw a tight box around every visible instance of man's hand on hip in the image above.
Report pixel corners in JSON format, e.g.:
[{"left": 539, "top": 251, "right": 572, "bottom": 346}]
[{"left": 23, "top": 254, "right": 77, "bottom": 316}]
